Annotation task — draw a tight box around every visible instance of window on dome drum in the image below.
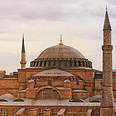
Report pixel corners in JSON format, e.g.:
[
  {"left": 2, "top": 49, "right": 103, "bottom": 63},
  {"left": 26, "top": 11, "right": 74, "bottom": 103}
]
[
  {"left": 65, "top": 108, "right": 76, "bottom": 116},
  {"left": 69, "top": 60, "right": 72, "bottom": 66},
  {"left": 36, "top": 62, "right": 37, "bottom": 66},
  {"left": 38, "top": 108, "right": 46, "bottom": 116},
  {"left": 83, "top": 61, "right": 85, "bottom": 67},
  {"left": 59, "top": 61, "right": 61, "bottom": 66},
  {"left": 91, "top": 109, "right": 100, "bottom": 116},
  {"left": 12, "top": 108, "right": 20, "bottom": 116},
  {"left": 53, "top": 61, "right": 55, "bottom": 66},
  {"left": 86, "top": 62, "right": 88, "bottom": 67},
  {"left": 44, "top": 61, "right": 46, "bottom": 66},
  {"left": 52, "top": 108, "right": 60, "bottom": 116},
  {"left": 40, "top": 61, "right": 42, "bottom": 66},
  {"left": 35, "top": 88, "right": 60, "bottom": 99},
  {"left": 49, "top": 61, "right": 51, "bottom": 66},
  {"left": 0, "top": 108, "right": 8, "bottom": 116},
  {"left": 89, "top": 62, "right": 91, "bottom": 68},
  {"left": 64, "top": 61, "right": 67, "bottom": 67},
  {"left": 74, "top": 61, "right": 77, "bottom": 66},
  {"left": 78, "top": 61, "right": 81, "bottom": 66}
]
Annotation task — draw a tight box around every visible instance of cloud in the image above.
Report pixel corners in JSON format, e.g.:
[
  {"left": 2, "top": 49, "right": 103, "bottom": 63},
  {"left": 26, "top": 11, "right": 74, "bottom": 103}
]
[{"left": 0, "top": 0, "right": 116, "bottom": 74}]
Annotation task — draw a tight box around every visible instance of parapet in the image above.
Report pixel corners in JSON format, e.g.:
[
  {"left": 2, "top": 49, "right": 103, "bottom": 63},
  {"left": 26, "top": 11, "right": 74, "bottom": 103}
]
[{"left": 0, "top": 71, "right": 6, "bottom": 78}]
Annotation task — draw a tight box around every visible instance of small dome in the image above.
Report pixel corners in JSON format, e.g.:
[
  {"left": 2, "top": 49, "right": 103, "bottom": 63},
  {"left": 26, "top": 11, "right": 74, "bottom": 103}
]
[
  {"left": 28, "top": 80, "right": 34, "bottom": 83},
  {"left": 64, "top": 80, "right": 70, "bottom": 83}
]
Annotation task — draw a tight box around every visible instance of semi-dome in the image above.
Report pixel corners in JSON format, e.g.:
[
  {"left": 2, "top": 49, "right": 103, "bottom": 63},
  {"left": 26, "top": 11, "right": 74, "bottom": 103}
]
[{"left": 30, "top": 42, "right": 92, "bottom": 68}]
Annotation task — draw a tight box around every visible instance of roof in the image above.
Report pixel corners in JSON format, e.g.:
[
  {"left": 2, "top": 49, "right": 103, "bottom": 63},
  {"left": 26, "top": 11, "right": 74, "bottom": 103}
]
[
  {"left": 72, "top": 90, "right": 90, "bottom": 93},
  {"left": 37, "top": 44, "right": 85, "bottom": 59},
  {"left": 33, "top": 69, "right": 75, "bottom": 77},
  {"left": 89, "top": 95, "right": 102, "bottom": 102},
  {"left": 0, "top": 98, "right": 101, "bottom": 107},
  {"left": 22, "top": 37, "right": 25, "bottom": 53},
  {"left": 103, "top": 10, "right": 111, "bottom": 30}
]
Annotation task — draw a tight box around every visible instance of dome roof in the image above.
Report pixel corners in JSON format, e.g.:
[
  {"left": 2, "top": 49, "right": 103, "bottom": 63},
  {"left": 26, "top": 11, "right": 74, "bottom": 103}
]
[
  {"left": 30, "top": 44, "right": 92, "bottom": 69},
  {"left": 37, "top": 44, "right": 85, "bottom": 59}
]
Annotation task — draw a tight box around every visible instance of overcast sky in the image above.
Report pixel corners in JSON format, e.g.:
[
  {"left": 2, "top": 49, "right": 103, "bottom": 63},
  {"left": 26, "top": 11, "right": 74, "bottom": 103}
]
[{"left": 0, "top": 0, "right": 116, "bottom": 74}]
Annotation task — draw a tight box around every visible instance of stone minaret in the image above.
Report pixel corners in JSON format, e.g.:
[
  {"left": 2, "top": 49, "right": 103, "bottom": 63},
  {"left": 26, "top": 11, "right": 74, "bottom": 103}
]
[
  {"left": 20, "top": 34, "right": 27, "bottom": 68},
  {"left": 100, "top": 8, "right": 115, "bottom": 116}
]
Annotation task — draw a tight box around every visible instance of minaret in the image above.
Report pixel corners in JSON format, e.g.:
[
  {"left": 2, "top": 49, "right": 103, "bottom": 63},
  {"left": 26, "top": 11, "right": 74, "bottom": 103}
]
[
  {"left": 100, "top": 7, "right": 114, "bottom": 116},
  {"left": 20, "top": 34, "right": 27, "bottom": 68}
]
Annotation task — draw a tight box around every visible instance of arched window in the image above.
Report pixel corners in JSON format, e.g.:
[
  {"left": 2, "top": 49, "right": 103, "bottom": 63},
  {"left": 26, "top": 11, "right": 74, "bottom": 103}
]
[
  {"left": 78, "top": 61, "right": 81, "bottom": 66},
  {"left": 0, "top": 108, "right": 8, "bottom": 116},
  {"left": 59, "top": 61, "right": 61, "bottom": 66},
  {"left": 74, "top": 61, "right": 77, "bottom": 66},
  {"left": 75, "top": 94, "right": 78, "bottom": 99},
  {"left": 69, "top": 60, "right": 72, "bottom": 66},
  {"left": 85, "top": 94, "right": 88, "bottom": 98},
  {"left": 53, "top": 61, "right": 56, "bottom": 66},
  {"left": 36, "top": 61, "right": 39, "bottom": 66},
  {"left": 36, "top": 88, "right": 60, "bottom": 99},
  {"left": 83, "top": 61, "right": 85, "bottom": 67},
  {"left": 49, "top": 61, "right": 51, "bottom": 66},
  {"left": 91, "top": 109, "right": 100, "bottom": 116},
  {"left": 64, "top": 61, "right": 67, "bottom": 67},
  {"left": 25, "top": 108, "right": 31, "bottom": 115},
  {"left": 12, "top": 108, "right": 20, "bottom": 116},
  {"left": 52, "top": 108, "right": 60, "bottom": 116},
  {"left": 66, "top": 108, "right": 76, "bottom": 116},
  {"left": 86, "top": 62, "right": 88, "bottom": 67},
  {"left": 44, "top": 61, "right": 46, "bottom": 66},
  {"left": 80, "top": 108, "right": 87, "bottom": 113},
  {"left": 38, "top": 108, "right": 46, "bottom": 116},
  {"left": 80, "top": 94, "right": 83, "bottom": 99},
  {"left": 40, "top": 61, "right": 42, "bottom": 66}
]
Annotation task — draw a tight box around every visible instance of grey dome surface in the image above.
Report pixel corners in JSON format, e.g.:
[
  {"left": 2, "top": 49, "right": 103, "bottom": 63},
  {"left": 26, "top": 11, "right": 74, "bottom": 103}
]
[
  {"left": 37, "top": 44, "right": 85, "bottom": 59},
  {"left": 33, "top": 69, "right": 75, "bottom": 77},
  {"left": 30, "top": 44, "right": 92, "bottom": 68}
]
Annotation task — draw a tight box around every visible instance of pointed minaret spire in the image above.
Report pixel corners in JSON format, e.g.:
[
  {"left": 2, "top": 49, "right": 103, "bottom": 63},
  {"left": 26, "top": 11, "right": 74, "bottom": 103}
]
[
  {"left": 103, "top": 7, "right": 111, "bottom": 30},
  {"left": 20, "top": 33, "right": 27, "bottom": 68},
  {"left": 59, "top": 35, "right": 63, "bottom": 45},
  {"left": 22, "top": 33, "right": 25, "bottom": 53}
]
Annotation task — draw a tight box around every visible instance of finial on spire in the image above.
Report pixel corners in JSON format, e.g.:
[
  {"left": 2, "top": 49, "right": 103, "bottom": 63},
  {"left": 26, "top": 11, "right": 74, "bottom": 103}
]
[
  {"left": 106, "top": 5, "right": 107, "bottom": 11},
  {"left": 59, "top": 35, "right": 63, "bottom": 45},
  {"left": 23, "top": 33, "right": 24, "bottom": 38}
]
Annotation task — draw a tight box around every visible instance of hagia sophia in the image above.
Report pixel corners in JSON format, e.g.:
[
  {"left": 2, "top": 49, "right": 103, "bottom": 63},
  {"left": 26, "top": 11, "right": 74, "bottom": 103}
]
[{"left": 0, "top": 8, "right": 115, "bottom": 116}]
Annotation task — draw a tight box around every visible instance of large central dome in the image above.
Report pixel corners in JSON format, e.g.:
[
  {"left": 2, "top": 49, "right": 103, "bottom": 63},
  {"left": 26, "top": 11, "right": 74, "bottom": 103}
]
[
  {"left": 30, "top": 42, "right": 92, "bottom": 68},
  {"left": 37, "top": 44, "right": 85, "bottom": 59}
]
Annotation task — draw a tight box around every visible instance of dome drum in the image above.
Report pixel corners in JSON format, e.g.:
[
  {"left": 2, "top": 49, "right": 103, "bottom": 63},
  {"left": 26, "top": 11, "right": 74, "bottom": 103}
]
[{"left": 30, "top": 58, "right": 92, "bottom": 68}]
